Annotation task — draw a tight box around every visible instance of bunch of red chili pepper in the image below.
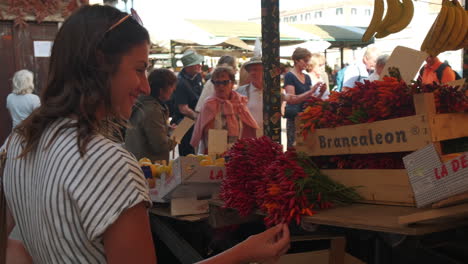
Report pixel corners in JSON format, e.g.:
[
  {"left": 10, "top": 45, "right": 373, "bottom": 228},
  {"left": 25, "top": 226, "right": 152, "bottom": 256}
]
[
  {"left": 219, "top": 136, "right": 283, "bottom": 217},
  {"left": 299, "top": 77, "right": 468, "bottom": 138},
  {"left": 220, "top": 137, "right": 362, "bottom": 226}
]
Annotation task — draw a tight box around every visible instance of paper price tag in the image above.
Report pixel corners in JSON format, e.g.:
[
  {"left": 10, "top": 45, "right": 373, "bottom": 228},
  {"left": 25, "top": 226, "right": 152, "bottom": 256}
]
[{"left": 172, "top": 118, "right": 195, "bottom": 144}]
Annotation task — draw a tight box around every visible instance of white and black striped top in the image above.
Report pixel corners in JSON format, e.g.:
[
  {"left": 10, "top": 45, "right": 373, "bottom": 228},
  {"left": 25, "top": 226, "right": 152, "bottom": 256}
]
[{"left": 3, "top": 118, "right": 151, "bottom": 263}]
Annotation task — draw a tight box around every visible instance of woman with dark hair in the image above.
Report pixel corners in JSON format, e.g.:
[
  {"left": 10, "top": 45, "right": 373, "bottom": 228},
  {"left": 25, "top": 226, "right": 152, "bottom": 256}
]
[
  {"left": 125, "top": 68, "right": 177, "bottom": 162},
  {"left": 1, "top": 5, "right": 289, "bottom": 264}
]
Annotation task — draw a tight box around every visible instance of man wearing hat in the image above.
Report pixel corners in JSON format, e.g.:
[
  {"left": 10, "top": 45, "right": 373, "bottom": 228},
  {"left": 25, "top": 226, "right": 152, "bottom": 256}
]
[
  {"left": 172, "top": 50, "right": 204, "bottom": 156},
  {"left": 236, "top": 55, "right": 264, "bottom": 137}
]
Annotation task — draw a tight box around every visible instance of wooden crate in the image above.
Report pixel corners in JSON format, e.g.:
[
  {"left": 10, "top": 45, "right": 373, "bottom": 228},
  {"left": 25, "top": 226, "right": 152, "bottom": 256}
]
[{"left": 296, "top": 93, "right": 468, "bottom": 207}]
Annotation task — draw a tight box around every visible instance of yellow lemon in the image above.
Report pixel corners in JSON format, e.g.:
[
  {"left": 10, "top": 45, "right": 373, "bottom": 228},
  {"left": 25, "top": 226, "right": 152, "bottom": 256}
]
[
  {"left": 200, "top": 159, "right": 214, "bottom": 166},
  {"left": 149, "top": 164, "right": 159, "bottom": 178},
  {"left": 214, "top": 158, "right": 225, "bottom": 167},
  {"left": 139, "top": 157, "right": 152, "bottom": 165}
]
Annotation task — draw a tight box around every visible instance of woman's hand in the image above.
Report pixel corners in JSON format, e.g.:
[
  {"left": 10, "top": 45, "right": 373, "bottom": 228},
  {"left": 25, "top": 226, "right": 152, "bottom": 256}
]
[{"left": 238, "top": 223, "right": 290, "bottom": 263}]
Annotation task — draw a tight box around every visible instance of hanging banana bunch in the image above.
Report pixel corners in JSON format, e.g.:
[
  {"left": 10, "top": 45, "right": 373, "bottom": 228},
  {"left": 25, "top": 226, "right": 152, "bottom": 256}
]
[
  {"left": 362, "top": 0, "right": 414, "bottom": 42},
  {"left": 421, "top": 0, "right": 468, "bottom": 56}
]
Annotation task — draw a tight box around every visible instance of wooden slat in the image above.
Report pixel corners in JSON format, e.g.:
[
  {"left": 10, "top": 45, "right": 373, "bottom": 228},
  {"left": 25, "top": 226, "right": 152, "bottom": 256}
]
[
  {"left": 431, "top": 113, "right": 468, "bottom": 141},
  {"left": 322, "top": 169, "right": 416, "bottom": 206},
  {"left": 209, "top": 200, "right": 468, "bottom": 235},
  {"left": 432, "top": 191, "right": 468, "bottom": 208},
  {"left": 398, "top": 203, "right": 468, "bottom": 225},
  {"left": 296, "top": 115, "right": 431, "bottom": 156},
  {"left": 301, "top": 204, "right": 468, "bottom": 236}
]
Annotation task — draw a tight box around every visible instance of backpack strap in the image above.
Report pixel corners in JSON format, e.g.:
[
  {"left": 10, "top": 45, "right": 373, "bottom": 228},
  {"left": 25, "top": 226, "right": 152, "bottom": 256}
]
[
  {"left": 418, "top": 67, "right": 425, "bottom": 83},
  {"left": 435, "top": 63, "right": 449, "bottom": 83}
]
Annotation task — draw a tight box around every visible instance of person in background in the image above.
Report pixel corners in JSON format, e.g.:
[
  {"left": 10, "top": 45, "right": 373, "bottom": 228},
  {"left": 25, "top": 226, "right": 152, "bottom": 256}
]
[
  {"left": 284, "top": 47, "right": 326, "bottom": 148},
  {"left": 342, "top": 44, "right": 380, "bottom": 91},
  {"left": 2, "top": 5, "right": 289, "bottom": 264},
  {"left": 305, "top": 53, "right": 330, "bottom": 100},
  {"left": 418, "top": 55, "right": 457, "bottom": 85},
  {"left": 195, "top": 55, "right": 238, "bottom": 112},
  {"left": 191, "top": 66, "right": 258, "bottom": 154},
  {"left": 368, "top": 54, "right": 389, "bottom": 81},
  {"left": 237, "top": 55, "right": 264, "bottom": 137},
  {"left": 172, "top": 49, "right": 204, "bottom": 156},
  {"left": 125, "top": 68, "right": 177, "bottom": 162},
  {"left": 6, "top": 69, "right": 40, "bottom": 128}
]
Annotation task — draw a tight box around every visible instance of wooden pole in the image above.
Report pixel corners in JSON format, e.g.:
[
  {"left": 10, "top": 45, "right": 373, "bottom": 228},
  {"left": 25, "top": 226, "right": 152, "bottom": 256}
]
[{"left": 261, "top": 0, "right": 281, "bottom": 143}]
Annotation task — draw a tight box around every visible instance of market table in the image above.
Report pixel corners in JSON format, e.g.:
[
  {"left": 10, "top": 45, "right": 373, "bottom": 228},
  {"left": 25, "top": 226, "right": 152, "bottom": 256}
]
[
  {"left": 209, "top": 199, "right": 468, "bottom": 264},
  {"left": 149, "top": 206, "right": 209, "bottom": 264}
]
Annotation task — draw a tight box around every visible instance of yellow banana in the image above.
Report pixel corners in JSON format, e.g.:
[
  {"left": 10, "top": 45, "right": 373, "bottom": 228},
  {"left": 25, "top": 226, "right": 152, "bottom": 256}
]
[
  {"left": 424, "top": 0, "right": 449, "bottom": 55},
  {"left": 448, "top": 3, "right": 468, "bottom": 50},
  {"left": 386, "top": 0, "right": 414, "bottom": 33},
  {"left": 421, "top": 19, "right": 436, "bottom": 52},
  {"left": 362, "top": 0, "right": 385, "bottom": 42},
  {"left": 444, "top": 0, "right": 465, "bottom": 51},
  {"left": 375, "top": 0, "right": 403, "bottom": 38},
  {"left": 433, "top": 1, "right": 457, "bottom": 54}
]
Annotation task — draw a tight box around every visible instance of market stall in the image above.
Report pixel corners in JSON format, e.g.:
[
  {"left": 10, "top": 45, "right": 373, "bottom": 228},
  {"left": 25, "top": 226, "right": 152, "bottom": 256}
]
[{"left": 145, "top": 0, "right": 468, "bottom": 263}]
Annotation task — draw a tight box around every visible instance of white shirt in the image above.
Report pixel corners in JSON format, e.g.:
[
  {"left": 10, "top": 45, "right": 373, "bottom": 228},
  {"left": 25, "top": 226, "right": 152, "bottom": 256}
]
[
  {"left": 368, "top": 72, "right": 380, "bottom": 81},
  {"left": 307, "top": 73, "right": 330, "bottom": 100},
  {"left": 195, "top": 80, "right": 214, "bottom": 112},
  {"left": 6, "top": 93, "right": 41, "bottom": 127},
  {"left": 245, "top": 84, "right": 263, "bottom": 137},
  {"left": 4, "top": 118, "right": 150, "bottom": 263},
  {"left": 342, "top": 61, "right": 369, "bottom": 89}
]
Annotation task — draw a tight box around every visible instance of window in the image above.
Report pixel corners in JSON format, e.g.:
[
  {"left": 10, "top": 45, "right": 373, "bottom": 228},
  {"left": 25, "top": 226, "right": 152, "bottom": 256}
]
[
  {"left": 365, "top": 9, "right": 371, "bottom": 16},
  {"left": 290, "top": 16, "right": 297, "bottom": 22},
  {"left": 305, "top": 13, "right": 311, "bottom": 20},
  {"left": 300, "top": 14, "right": 303, "bottom": 21},
  {"left": 336, "top": 8, "right": 343, "bottom": 15},
  {"left": 351, "top": 8, "right": 357, "bottom": 15},
  {"left": 314, "top": 11, "right": 322, "bottom": 18},
  {"left": 284, "top": 17, "right": 289, "bottom": 23}
]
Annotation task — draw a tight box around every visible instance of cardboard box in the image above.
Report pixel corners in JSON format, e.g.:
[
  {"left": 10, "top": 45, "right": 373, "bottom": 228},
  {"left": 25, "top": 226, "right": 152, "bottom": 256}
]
[{"left": 149, "top": 156, "right": 225, "bottom": 202}]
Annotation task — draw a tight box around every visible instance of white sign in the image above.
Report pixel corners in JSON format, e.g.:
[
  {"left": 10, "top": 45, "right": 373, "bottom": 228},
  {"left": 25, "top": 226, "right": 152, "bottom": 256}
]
[
  {"left": 403, "top": 144, "right": 468, "bottom": 208},
  {"left": 33, "top": 41, "right": 53, "bottom": 57}
]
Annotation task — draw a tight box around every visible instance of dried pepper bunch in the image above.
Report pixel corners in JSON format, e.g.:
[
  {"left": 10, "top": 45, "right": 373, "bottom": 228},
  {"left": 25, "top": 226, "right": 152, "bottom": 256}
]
[
  {"left": 219, "top": 136, "right": 283, "bottom": 216},
  {"left": 220, "top": 137, "right": 362, "bottom": 226},
  {"left": 299, "top": 77, "right": 468, "bottom": 138},
  {"left": 299, "top": 77, "right": 414, "bottom": 138},
  {"left": 413, "top": 82, "right": 468, "bottom": 114}
]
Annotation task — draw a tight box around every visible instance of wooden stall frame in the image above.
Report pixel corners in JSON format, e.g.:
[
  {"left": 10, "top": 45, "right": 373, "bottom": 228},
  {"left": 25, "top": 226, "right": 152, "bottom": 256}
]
[{"left": 296, "top": 93, "right": 468, "bottom": 207}]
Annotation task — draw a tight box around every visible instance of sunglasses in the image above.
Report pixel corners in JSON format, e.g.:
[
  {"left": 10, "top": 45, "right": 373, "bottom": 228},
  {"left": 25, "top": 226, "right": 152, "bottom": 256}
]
[
  {"left": 212, "top": 80, "right": 232, "bottom": 86},
  {"left": 106, "top": 8, "right": 143, "bottom": 33}
]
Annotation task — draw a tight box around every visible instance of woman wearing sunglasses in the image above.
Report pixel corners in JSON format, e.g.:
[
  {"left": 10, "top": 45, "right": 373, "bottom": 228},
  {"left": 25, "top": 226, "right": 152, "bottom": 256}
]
[
  {"left": 1, "top": 5, "right": 289, "bottom": 264},
  {"left": 190, "top": 66, "right": 259, "bottom": 154}
]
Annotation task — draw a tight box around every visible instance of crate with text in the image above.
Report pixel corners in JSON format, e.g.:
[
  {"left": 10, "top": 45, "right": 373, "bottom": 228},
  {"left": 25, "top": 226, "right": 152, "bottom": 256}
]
[
  {"left": 155, "top": 156, "right": 225, "bottom": 201},
  {"left": 296, "top": 92, "right": 468, "bottom": 207}
]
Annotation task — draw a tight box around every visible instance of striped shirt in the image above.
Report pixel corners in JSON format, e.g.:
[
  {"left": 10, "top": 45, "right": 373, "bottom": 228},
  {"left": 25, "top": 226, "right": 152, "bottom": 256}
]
[{"left": 3, "top": 118, "right": 151, "bottom": 263}]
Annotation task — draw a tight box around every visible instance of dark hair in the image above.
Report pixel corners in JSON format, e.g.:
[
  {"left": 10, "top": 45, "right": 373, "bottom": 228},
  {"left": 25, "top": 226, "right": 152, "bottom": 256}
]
[
  {"left": 15, "top": 5, "right": 150, "bottom": 157},
  {"left": 217, "top": 55, "right": 237, "bottom": 69},
  {"left": 292, "top": 47, "right": 312, "bottom": 63},
  {"left": 148, "top": 68, "right": 177, "bottom": 99},
  {"left": 212, "top": 66, "right": 236, "bottom": 82}
]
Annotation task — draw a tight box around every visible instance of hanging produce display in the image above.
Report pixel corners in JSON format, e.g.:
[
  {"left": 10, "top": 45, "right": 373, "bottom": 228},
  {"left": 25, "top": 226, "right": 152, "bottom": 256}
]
[
  {"left": 219, "top": 137, "right": 362, "bottom": 226},
  {"left": 421, "top": 0, "right": 468, "bottom": 56},
  {"left": 362, "top": 0, "right": 414, "bottom": 41}
]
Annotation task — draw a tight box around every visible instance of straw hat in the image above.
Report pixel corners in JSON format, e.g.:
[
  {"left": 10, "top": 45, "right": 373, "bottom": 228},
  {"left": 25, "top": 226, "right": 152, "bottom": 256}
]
[{"left": 243, "top": 38, "right": 263, "bottom": 71}]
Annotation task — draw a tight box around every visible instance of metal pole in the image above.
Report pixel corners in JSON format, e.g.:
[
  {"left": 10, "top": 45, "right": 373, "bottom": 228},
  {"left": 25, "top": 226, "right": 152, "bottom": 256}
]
[
  {"left": 261, "top": 0, "right": 281, "bottom": 143},
  {"left": 170, "top": 40, "right": 176, "bottom": 68}
]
